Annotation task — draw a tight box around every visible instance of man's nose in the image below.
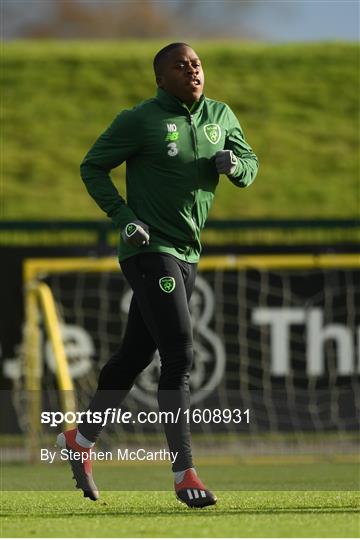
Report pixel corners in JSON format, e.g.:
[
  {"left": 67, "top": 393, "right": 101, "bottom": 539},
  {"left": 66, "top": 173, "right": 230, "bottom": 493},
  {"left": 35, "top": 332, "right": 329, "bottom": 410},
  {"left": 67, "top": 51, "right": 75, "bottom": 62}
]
[{"left": 187, "top": 65, "right": 198, "bottom": 75}]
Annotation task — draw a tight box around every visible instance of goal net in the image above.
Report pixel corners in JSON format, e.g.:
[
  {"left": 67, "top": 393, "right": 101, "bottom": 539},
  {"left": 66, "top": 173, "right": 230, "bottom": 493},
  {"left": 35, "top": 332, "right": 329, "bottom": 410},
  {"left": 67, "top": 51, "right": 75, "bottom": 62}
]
[{"left": 15, "top": 254, "right": 360, "bottom": 458}]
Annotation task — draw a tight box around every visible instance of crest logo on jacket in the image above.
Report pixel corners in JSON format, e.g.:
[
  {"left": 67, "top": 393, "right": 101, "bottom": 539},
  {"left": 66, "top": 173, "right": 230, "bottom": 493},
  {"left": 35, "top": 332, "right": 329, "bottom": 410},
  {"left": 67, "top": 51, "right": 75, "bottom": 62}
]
[{"left": 204, "top": 124, "right": 221, "bottom": 144}]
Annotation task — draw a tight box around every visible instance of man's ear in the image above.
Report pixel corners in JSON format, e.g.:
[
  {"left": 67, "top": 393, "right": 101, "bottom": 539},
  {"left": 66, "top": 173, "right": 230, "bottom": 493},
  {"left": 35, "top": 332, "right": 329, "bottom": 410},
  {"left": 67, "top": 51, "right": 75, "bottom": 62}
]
[{"left": 156, "top": 75, "right": 163, "bottom": 88}]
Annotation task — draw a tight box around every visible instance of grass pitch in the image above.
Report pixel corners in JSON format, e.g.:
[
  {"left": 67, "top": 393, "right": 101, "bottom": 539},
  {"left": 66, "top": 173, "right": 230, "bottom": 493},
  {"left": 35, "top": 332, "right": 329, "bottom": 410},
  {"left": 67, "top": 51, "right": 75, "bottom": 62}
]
[
  {"left": 1, "top": 490, "right": 359, "bottom": 538},
  {"left": 1, "top": 460, "right": 359, "bottom": 537}
]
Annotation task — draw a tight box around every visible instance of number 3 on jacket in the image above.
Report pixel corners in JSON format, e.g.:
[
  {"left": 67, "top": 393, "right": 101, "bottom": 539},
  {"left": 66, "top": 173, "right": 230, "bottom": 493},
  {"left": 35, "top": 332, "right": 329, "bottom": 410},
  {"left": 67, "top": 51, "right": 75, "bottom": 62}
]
[{"left": 167, "top": 142, "right": 178, "bottom": 157}]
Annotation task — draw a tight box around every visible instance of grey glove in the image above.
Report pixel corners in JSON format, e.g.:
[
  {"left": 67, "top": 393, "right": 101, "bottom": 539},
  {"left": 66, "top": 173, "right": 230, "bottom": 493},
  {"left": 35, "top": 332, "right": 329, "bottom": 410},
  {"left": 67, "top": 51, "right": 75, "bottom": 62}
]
[
  {"left": 121, "top": 220, "right": 150, "bottom": 247},
  {"left": 215, "top": 150, "right": 238, "bottom": 175}
]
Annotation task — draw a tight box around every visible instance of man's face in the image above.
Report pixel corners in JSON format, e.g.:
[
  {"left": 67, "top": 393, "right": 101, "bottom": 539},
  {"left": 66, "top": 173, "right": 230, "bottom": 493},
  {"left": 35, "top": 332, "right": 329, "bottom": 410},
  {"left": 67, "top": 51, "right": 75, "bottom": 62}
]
[{"left": 156, "top": 46, "right": 204, "bottom": 105}]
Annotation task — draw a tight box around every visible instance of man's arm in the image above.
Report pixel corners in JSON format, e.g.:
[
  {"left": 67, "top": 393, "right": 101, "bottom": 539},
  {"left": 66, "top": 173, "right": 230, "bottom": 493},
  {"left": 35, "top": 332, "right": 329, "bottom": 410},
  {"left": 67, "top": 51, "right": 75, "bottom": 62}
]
[
  {"left": 80, "top": 109, "right": 140, "bottom": 229},
  {"left": 216, "top": 106, "right": 259, "bottom": 188}
]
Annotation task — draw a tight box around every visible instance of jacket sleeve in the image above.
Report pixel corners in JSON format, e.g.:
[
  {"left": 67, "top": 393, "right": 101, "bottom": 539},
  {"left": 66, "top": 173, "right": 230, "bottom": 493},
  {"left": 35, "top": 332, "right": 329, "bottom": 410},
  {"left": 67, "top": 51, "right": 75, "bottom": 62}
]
[
  {"left": 80, "top": 109, "right": 140, "bottom": 229},
  {"left": 224, "top": 105, "right": 259, "bottom": 188}
]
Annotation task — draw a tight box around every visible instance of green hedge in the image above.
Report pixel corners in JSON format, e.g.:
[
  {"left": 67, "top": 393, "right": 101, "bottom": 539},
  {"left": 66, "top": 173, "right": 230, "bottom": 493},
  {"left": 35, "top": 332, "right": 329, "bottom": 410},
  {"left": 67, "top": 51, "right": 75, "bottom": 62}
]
[{"left": 3, "top": 41, "right": 359, "bottom": 219}]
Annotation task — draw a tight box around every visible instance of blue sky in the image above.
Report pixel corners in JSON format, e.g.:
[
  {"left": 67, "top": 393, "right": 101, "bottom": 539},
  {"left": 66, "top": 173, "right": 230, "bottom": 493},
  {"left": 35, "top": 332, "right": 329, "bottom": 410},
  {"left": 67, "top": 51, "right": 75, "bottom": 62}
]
[
  {"left": 242, "top": 0, "right": 359, "bottom": 42},
  {"left": 2, "top": 0, "right": 359, "bottom": 41}
]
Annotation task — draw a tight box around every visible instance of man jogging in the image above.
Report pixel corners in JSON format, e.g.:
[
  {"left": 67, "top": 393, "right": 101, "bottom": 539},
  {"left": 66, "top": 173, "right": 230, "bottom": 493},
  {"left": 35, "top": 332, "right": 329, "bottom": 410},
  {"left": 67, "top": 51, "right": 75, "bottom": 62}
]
[{"left": 57, "top": 42, "right": 258, "bottom": 508}]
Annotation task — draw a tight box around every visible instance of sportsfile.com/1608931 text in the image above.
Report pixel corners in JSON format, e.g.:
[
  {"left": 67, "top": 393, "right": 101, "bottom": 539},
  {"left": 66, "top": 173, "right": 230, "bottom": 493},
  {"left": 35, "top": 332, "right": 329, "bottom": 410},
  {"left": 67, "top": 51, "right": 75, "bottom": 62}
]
[{"left": 40, "top": 408, "right": 250, "bottom": 427}]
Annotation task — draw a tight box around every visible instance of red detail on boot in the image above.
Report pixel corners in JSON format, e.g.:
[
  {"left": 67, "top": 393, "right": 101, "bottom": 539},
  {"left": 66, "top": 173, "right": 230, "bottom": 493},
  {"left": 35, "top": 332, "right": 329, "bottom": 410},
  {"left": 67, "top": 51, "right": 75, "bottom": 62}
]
[
  {"left": 174, "top": 469, "right": 206, "bottom": 493},
  {"left": 64, "top": 428, "right": 93, "bottom": 475}
]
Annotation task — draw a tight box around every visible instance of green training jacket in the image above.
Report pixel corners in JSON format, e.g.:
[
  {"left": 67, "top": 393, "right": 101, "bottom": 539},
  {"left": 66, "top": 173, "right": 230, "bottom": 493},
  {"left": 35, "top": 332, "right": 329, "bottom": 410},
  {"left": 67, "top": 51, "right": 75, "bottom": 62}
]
[{"left": 80, "top": 88, "right": 259, "bottom": 263}]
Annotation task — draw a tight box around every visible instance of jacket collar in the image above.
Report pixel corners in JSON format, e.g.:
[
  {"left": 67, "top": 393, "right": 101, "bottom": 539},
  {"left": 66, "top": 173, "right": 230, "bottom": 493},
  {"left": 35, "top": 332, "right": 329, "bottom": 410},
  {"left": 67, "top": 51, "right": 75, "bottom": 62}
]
[{"left": 155, "top": 87, "right": 205, "bottom": 115}]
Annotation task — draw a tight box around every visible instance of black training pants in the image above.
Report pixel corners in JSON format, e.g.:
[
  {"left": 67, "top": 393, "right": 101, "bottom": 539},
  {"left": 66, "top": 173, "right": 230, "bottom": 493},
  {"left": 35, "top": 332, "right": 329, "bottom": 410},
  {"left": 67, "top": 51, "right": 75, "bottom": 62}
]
[{"left": 79, "top": 252, "right": 197, "bottom": 471}]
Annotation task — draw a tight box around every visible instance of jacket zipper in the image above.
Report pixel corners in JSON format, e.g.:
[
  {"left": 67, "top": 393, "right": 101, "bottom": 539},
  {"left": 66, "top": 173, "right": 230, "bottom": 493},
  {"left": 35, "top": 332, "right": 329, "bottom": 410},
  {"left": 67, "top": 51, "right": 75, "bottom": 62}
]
[
  {"left": 189, "top": 113, "right": 199, "bottom": 241},
  {"left": 189, "top": 114, "right": 199, "bottom": 160}
]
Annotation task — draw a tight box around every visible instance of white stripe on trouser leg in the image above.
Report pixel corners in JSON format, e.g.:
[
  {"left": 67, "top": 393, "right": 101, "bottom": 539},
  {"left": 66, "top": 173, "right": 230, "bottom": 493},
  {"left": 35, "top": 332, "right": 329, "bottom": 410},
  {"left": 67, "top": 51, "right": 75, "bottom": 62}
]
[
  {"left": 200, "top": 490, "right": 206, "bottom": 498},
  {"left": 187, "top": 489, "right": 193, "bottom": 500},
  {"left": 193, "top": 489, "right": 199, "bottom": 499}
]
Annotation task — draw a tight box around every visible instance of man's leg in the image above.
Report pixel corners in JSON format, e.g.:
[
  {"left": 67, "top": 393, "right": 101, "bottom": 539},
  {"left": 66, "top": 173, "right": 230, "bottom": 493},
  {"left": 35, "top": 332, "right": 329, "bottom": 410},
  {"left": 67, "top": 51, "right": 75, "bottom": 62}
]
[
  {"left": 121, "top": 253, "right": 216, "bottom": 507},
  {"left": 79, "top": 292, "right": 157, "bottom": 442},
  {"left": 57, "top": 286, "right": 157, "bottom": 499},
  {"left": 121, "top": 253, "right": 195, "bottom": 471}
]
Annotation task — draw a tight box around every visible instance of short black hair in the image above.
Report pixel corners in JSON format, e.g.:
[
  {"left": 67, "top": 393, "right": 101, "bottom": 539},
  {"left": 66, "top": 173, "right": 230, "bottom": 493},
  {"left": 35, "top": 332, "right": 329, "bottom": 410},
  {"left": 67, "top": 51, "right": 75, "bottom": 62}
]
[{"left": 153, "top": 42, "right": 191, "bottom": 77}]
